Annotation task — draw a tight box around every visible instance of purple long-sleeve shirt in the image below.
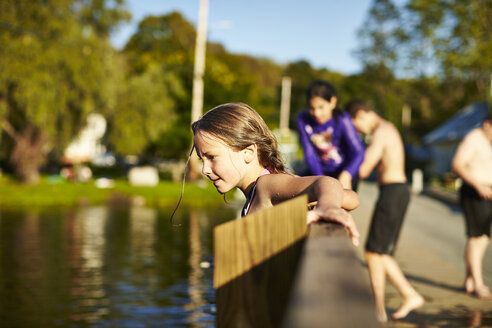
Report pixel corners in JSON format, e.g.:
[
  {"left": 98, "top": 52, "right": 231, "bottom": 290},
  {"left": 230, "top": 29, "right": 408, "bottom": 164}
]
[{"left": 296, "top": 110, "right": 365, "bottom": 177}]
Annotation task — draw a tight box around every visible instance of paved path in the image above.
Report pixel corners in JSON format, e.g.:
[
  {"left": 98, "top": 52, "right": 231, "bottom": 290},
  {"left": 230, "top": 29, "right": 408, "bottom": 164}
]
[{"left": 352, "top": 181, "right": 492, "bottom": 328}]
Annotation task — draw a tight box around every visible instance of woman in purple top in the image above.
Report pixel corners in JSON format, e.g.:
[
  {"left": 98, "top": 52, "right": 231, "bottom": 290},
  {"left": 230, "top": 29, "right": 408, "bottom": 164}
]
[{"left": 297, "top": 80, "right": 365, "bottom": 190}]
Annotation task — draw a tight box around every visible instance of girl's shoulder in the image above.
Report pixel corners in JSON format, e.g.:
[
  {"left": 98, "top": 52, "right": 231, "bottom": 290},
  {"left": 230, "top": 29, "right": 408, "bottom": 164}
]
[
  {"left": 255, "top": 173, "right": 293, "bottom": 194},
  {"left": 254, "top": 173, "right": 299, "bottom": 206}
]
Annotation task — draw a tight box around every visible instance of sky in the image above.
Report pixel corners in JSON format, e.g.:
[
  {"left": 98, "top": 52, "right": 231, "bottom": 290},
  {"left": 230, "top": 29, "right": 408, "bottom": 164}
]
[{"left": 110, "top": 0, "right": 374, "bottom": 75}]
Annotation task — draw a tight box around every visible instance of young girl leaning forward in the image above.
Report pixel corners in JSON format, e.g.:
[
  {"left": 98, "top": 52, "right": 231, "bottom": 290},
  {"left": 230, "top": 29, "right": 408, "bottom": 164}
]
[{"left": 191, "top": 102, "right": 360, "bottom": 246}]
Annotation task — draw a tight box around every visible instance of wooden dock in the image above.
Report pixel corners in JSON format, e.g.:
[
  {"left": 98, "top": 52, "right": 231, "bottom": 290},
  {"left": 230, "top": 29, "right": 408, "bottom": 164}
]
[{"left": 214, "top": 196, "right": 381, "bottom": 327}]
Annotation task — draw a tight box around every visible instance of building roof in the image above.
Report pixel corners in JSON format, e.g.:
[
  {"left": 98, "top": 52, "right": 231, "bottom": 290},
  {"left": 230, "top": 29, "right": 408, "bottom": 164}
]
[{"left": 422, "top": 102, "right": 489, "bottom": 145}]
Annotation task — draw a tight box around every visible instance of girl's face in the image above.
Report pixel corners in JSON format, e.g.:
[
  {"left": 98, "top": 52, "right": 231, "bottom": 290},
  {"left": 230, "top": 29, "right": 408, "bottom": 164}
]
[
  {"left": 309, "top": 96, "right": 337, "bottom": 124},
  {"left": 193, "top": 131, "right": 246, "bottom": 194}
]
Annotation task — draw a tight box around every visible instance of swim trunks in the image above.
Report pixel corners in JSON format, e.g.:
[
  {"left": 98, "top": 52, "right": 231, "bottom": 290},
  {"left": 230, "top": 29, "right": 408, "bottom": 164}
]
[
  {"left": 366, "top": 183, "right": 410, "bottom": 255},
  {"left": 460, "top": 183, "right": 492, "bottom": 237}
]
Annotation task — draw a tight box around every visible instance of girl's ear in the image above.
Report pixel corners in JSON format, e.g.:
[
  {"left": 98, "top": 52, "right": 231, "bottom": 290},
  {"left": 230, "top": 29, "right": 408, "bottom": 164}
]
[
  {"left": 242, "top": 144, "right": 257, "bottom": 164},
  {"left": 330, "top": 96, "right": 338, "bottom": 106}
]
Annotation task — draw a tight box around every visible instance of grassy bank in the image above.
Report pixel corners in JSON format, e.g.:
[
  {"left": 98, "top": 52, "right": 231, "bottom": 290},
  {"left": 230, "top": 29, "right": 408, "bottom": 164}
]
[{"left": 0, "top": 176, "right": 225, "bottom": 208}]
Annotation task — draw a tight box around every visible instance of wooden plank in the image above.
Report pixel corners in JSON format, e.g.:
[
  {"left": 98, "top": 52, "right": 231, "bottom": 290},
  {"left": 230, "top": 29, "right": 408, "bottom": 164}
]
[
  {"left": 213, "top": 195, "right": 308, "bottom": 289},
  {"left": 215, "top": 237, "right": 305, "bottom": 328},
  {"left": 283, "top": 222, "right": 381, "bottom": 328}
]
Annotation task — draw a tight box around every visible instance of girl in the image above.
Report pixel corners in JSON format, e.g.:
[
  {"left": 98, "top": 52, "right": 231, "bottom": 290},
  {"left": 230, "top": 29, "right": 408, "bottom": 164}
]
[
  {"left": 297, "top": 80, "right": 365, "bottom": 190},
  {"left": 191, "top": 102, "right": 360, "bottom": 246}
]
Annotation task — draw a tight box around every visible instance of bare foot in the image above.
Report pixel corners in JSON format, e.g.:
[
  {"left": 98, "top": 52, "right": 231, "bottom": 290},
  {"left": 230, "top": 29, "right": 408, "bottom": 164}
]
[
  {"left": 376, "top": 310, "right": 388, "bottom": 323},
  {"left": 392, "top": 293, "right": 424, "bottom": 320},
  {"left": 464, "top": 276, "right": 474, "bottom": 294},
  {"left": 473, "top": 286, "right": 492, "bottom": 300}
]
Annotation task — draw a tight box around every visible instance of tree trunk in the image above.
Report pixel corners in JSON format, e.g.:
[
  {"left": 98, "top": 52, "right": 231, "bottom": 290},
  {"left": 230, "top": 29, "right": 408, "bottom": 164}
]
[{"left": 4, "top": 123, "right": 48, "bottom": 185}]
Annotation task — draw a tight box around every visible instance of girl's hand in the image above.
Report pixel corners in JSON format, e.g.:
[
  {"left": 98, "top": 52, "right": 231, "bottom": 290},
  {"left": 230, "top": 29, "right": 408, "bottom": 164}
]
[{"left": 306, "top": 207, "right": 360, "bottom": 247}]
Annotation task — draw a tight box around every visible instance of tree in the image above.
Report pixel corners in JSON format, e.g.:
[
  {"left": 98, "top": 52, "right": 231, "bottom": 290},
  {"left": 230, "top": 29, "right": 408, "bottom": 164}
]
[
  {"left": 108, "top": 64, "right": 184, "bottom": 156},
  {"left": 121, "top": 12, "right": 286, "bottom": 159},
  {"left": 355, "top": 0, "right": 403, "bottom": 71},
  {"left": 404, "top": 0, "right": 492, "bottom": 98},
  {"left": 0, "top": 0, "right": 129, "bottom": 184}
]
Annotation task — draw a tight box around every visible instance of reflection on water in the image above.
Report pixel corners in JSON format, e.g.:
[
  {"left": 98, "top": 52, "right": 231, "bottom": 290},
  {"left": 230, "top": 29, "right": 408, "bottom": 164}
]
[{"left": 0, "top": 205, "right": 235, "bottom": 327}]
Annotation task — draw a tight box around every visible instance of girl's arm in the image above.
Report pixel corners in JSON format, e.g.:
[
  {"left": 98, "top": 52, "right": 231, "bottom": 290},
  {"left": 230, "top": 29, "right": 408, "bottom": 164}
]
[
  {"left": 339, "top": 113, "right": 365, "bottom": 184},
  {"left": 343, "top": 189, "right": 359, "bottom": 210},
  {"left": 309, "top": 189, "right": 359, "bottom": 211},
  {"left": 254, "top": 174, "right": 360, "bottom": 246},
  {"left": 297, "top": 112, "right": 324, "bottom": 175}
]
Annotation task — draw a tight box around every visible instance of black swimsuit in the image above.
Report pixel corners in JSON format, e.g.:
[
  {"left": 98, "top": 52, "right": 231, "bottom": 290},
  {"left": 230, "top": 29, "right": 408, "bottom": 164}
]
[{"left": 241, "top": 168, "right": 271, "bottom": 217}]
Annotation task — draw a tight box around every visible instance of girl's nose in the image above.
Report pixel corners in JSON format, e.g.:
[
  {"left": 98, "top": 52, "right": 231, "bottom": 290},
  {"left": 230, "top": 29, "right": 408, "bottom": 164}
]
[{"left": 201, "top": 160, "right": 211, "bottom": 175}]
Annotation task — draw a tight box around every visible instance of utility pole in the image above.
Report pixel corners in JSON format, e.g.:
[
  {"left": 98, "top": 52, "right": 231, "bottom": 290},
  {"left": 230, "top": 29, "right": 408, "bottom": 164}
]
[
  {"left": 402, "top": 103, "right": 411, "bottom": 128},
  {"left": 279, "top": 76, "right": 292, "bottom": 135},
  {"left": 277, "top": 76, "right": 297, "bottom": 170},
  {"left": 189, "top": 0, "right": 209, "bottom": 181}
]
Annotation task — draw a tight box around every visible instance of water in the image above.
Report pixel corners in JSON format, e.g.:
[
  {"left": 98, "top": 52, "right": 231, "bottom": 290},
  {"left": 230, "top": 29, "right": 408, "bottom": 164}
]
[{"left": 0, "top": 205, "right": 237, "bottom": 328}]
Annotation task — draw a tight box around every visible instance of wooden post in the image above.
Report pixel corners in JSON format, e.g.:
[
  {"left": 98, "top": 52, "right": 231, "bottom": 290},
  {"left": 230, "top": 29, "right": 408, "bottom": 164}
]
[
  {"left": 213, "top": 195, "right": 307, "bottom": 289},
  {"left": 279, "top": 76, "right": 292, "bottom": 135},
  {"left": 402, "top": 104, "right": 411, "bottom": 128},
  {"left": 214, "top": 196, "right": 308, "bottom": 327},
  {"left": 189, "top": 0, "right": 209, "bottom": 181}
]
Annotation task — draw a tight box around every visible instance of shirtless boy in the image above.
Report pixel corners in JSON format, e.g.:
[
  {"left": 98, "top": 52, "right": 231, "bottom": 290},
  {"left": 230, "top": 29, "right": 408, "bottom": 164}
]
[
  {"left": 346, "top": 100, "right": 424, "bottom": 322},
  {"left": 452, "top": 113, "right": 492, "bottom": 300}
]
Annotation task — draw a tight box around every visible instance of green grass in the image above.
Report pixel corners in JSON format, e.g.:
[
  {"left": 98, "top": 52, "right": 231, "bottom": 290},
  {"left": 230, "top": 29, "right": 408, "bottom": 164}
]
[{"left": 0, "top": 176, "right": 224, "bottom": 208}]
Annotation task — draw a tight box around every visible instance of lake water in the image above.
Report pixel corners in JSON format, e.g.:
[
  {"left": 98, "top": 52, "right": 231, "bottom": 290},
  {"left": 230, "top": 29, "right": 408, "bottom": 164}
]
[{"left": 0, "top": 204, "right": 238, "bottom": 327}]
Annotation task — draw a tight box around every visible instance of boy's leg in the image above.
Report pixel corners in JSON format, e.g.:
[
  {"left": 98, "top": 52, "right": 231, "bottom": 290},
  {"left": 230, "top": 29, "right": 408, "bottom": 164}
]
[
  {"left": 382, "top": 255, "right": 424, "bottom": 319},
  {"left": 365, "top": 251, "right": 388, "bottom": 322},
  {"left": 464, "top": 265, "right": 474, "bottom": 294},
  {"left": 466, "top": 235, "right": 491, "bottom": 298}
]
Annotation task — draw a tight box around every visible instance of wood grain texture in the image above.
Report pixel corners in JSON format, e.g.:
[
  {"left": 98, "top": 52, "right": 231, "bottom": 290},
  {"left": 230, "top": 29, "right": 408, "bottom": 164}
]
[{"left": 213, "top": 195, "right": 308, "bottom": 289}]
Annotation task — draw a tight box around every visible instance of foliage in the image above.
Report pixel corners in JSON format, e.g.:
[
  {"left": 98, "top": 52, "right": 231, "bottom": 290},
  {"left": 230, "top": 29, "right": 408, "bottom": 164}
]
[
  {"left": 121, "top": 12, "right": 196, "bottom": 159},
  {"left": 108, "top": 64, "right": 184, "bottom": 155},
  {"left": 121, "top": 12, "right": 285, "bottom": 159},
  {"left": 0, "top": 0, "right": 129, "bottom": 183},
  {"left": 404, "top": 0, "right": 492, "bottom": 95},
  {"left": 1, "top": 1, "right": 490, "bottom": 185},
  {"left": 355, "top": 0, "right": 403, "bottom": 70},
  {"left": 352, "top": 0, "right": 489, "bottom": 142}
]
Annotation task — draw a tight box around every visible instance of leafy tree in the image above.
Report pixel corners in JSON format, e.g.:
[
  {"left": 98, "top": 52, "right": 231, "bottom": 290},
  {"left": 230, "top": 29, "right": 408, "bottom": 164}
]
[
  {"left": 403, "top": 0, "right": 492, "bottom": 99},
  {"left": 122, "top": 12, "right": 285, "bottom": 159},
  {"left": 355, "top": 0, "right": 403, "bottom": 71},
  {"left": 108, "top": 64, "right": 184, "bottom": 156},
  {"left": 0, "top": 0, "right": 129, "bottom": 184},
  {"left": 121, "top": 12, "right": 196, "bottom": 159},
  {"left": 353, "top": 0, "right": 488, "bottom": 142}
]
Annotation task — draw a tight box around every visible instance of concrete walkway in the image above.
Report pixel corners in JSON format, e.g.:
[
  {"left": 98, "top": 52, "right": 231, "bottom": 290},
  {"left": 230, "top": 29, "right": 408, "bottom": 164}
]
[{"left": 352, "top": 181, "right": 492, "bottom": 328}]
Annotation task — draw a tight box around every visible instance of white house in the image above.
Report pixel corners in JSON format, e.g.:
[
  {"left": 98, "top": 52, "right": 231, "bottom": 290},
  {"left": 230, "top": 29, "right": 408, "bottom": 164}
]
[{"left": 63, "top": 113, "right": 107, "bottom": 164}]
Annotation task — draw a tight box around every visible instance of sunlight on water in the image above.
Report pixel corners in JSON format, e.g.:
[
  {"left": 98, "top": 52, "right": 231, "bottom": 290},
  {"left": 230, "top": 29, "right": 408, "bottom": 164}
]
[{"left": 0, "top": 205, "right": 235, "bottom": 327}]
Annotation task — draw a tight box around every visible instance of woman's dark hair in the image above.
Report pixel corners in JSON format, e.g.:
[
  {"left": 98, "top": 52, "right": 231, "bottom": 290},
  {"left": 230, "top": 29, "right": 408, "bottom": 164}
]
[
  {"left": 306, "top": 80, "right": 342, "bottom": 121},
  {"left": 306, "top": 80, "right": 337, "bottom": 104}
]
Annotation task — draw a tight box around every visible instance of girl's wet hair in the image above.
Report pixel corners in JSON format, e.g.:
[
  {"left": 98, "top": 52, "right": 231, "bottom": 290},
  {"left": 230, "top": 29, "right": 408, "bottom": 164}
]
[
  {"left": 191, "top": 102, "right": 287, "bottom": 174},
  {"left": 170, "top": 102, "right": 288, "bottom": 224}
]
